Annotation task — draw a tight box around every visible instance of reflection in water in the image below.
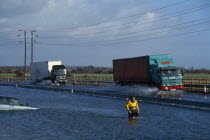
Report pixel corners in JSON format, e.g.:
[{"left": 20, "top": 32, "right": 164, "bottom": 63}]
[
  {"left": 128, "top": 118, "right": 139, "bottom": 124},
  {"left": 128, "top": 116, "right": 142, "bottom": 124}
]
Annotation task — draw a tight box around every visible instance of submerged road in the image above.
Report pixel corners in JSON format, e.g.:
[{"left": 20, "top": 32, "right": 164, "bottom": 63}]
[
  {"left": 0, "top": 86, "right": 210, "bottom": 139},
  {"left": 0, "top": 81, "right": 210, "bottom": 111}
]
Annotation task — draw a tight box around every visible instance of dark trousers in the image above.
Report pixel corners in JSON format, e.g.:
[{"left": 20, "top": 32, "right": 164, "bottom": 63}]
[{"left": 128, "top": 110, "right": 139, "bottom": 118}]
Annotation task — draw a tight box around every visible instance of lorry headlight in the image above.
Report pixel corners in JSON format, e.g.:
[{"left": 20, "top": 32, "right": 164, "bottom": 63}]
[{"left": 162, "top": 84, "right": 166, "bottom": 86}]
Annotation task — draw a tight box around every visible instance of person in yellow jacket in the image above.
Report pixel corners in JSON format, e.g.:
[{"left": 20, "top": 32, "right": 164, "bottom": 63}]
[{"left": 126, "top": 96, "right": 139, "bottom": 118}]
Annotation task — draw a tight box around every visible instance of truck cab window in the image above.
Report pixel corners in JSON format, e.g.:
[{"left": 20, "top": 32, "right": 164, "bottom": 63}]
[
  {"left": 53, "top": 69, "right": 66, "bottom": 75},
  {"left": 160, "top": 69, "right": 181, "bottom": 77}
]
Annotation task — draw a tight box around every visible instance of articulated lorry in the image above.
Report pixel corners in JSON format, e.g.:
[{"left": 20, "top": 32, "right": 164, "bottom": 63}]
[
  {"left": 30, "top": 61, "right": 67, "bottom": 84},
  {"left": 113, "top": 54, "right": 184, "bottom": 90}
]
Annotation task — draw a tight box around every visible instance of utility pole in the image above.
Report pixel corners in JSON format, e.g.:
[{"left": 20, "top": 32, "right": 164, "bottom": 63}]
[
  {"left": 18, "top": 30, "right": 27, "bottom": 76},
  {"left": 24, "top": 30, "right": 26, "bottom": 76},
  {"left": 18, "top": 29, "right": 37, "bottom": 77},
  {"left": 31, "top": 30, "right": 36, "bottom": 64}
]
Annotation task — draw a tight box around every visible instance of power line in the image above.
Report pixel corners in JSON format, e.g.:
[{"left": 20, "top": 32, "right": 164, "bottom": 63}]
[
  {"left": 38, "top": 20, "right": 210, "bottom": 46},
  {"left": 0, "top": 35, "right": 19, "bottom": 39},
  {"left": 0, "top": 34, "right": 38, "bottom": 41},
  {"left": 38, "top": 4, "right": 210, "bottom": 38},
  {"left": 0, "top": 39, "right": 19, "bottom": 43},
  {"left": 38, "top": 17, "right": 210, "bottom": 40},
  {"left": 0, "top": 42, "right": 19, "bottom": 45},
  {"left": 74, "top": 20, "right": 210, "bottom": 44},
  {"left": 41, "top": 28, "right": 210, "bottom": 47},
  {"left": 39, "top": 0, "right": 193, "bottom": 32},
  {"left": 0, "top": 46, "right": 21, "bottom": 49},
  {"left": 0, "top": 44, "right": 19, "bottom": 46},
  {"left": 0, "top": 31, "right": 17, "bottom": 33},
  {"left": 54, "top": 4, "right": 210, "bottom": 33}
]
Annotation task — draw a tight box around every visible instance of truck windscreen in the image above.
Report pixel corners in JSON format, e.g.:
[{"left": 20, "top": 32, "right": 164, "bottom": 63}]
[
  {"left": 53, "top": 69, "right": 66, "bottom": 75},
  {"left": 159, "top": 69, "right": 181, "bottom": 77}
]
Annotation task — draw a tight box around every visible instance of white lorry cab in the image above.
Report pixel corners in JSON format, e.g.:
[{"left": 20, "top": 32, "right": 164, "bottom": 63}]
[{"left": 30, "top": 61, "right": 67, "bottom": 84}]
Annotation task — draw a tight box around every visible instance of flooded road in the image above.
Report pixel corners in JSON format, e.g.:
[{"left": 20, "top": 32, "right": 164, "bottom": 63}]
[{"left": 0, "top": 85, "right": 210, "bottom": 140}]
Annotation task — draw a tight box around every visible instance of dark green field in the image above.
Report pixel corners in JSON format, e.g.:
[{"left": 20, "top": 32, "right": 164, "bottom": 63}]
[
  {"left": 183, "top": 73, "right": 210, "bottom": 78},
  {"left": 1, "top": 73, "right": 210, "bottom": 79},
  {"left": 71, "top": 73, "right": 113, "bottom": 78},
  {"left": 72, "top": 73, "right": 210, "bottom": 79}
]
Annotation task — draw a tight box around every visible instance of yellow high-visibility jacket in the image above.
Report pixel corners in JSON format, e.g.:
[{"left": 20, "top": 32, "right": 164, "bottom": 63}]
[{"left": 126, "top": 100, "right": 139, "bottom": 111}]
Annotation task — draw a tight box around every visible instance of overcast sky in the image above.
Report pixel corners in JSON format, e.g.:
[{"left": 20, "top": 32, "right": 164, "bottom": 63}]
[{"left": 0, "top": 0, "right": 210, "bottom": 68}]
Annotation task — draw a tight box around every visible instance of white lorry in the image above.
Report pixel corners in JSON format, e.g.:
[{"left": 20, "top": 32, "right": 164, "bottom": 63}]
[{"left": 30, "top": 61, "right": 67, "bottom": 84}]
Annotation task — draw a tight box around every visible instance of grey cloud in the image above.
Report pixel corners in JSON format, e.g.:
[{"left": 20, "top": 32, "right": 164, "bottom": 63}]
[{"left": 0, "top": 0, "right": 48, "bottom": 18}]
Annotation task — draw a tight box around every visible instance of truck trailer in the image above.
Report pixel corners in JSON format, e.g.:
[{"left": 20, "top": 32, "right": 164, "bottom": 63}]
[
  {"left": 113, "top": 54, "right": 183, "bottom": 90},
  {"left": 30, "top": 61, "right": 67, "bottom": 84}
]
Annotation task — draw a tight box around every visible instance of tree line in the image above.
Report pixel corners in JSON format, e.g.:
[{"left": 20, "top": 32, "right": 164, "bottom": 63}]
[
  {"left": 0, "top": 66, "right": 112, "bottom": 77},
  {"left": 66, "top": 66, "right": 112, "bottom": 74},
  {"left": 0, "top": 66, "right": 30, "bottom": 77},
  {"left": 0, "top": 66, "right": 210, "bottom": 77},
  {"left": 182, "top": 68, "right": 210, "bottom": 74}
]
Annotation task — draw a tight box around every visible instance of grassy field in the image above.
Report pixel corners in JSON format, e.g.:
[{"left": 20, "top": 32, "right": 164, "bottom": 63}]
[
  {"left": 183, "top": 73, "right": 210, "bottom": 78},
  {"left": 72, "top": 73, "right": 210, "bottom": 78},
  {"left": 1, "top": 73, "right": 210, "bottom": 79},
  {"left": 0, "top": 73, "right": 16, "bottom": 76},
  {"left": 0, "top": 73, "right": 30, "bottom": 77},
  {"left": 71, "top": 74, "right": 113, "bottom": 77},
  {"left": 71, "top": 74, "right": 113, "bottom": 81}
]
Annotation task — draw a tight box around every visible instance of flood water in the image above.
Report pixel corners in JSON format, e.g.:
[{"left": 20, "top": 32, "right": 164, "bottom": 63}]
[{"left": 0, "top": 85, "right": 210, "bottom": 140}]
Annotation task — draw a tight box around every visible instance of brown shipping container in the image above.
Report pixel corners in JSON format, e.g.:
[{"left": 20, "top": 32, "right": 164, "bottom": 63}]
[{"left": 113, "top": 56, "right": 150, "bottom": 83}]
